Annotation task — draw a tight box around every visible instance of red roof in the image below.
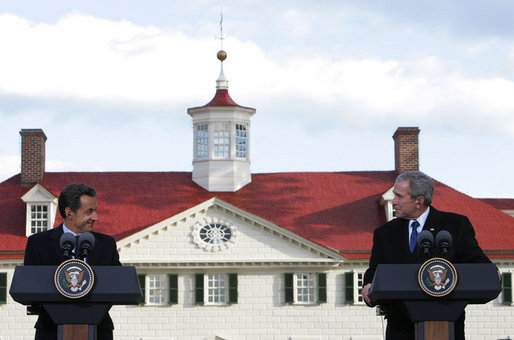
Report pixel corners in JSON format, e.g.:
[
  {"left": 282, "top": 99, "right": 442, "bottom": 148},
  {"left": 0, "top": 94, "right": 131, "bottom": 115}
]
[
  {"left": 479, "top": 198, "right": 514, "bottom": 210},
  {"left": 1, "top": 171, "right": 513, "bottom": 259},
  {"left": 205, "top": 89, "right": 239, "bottom": 106}
]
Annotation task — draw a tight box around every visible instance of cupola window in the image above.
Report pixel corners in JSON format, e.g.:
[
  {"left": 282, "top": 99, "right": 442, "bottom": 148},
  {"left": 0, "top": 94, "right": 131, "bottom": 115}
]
[
  {"left": 213, "top": 122, "right": 230, "bottom": 159},
  {"left": 196, "top": 124, "right": 209, "bottom": 159},
  {"left": 235, "top": 124, "right": 247, "bottom": 159}
]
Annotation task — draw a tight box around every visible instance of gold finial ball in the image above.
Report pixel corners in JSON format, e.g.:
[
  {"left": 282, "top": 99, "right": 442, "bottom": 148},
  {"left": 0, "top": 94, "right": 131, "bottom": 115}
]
[{"left": 217, "top": 50, "right": 227, "bottom": 62}]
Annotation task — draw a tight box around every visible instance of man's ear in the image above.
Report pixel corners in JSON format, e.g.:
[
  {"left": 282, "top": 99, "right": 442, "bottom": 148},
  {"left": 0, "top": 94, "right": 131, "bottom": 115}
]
[
  {"left": 417, "top": 196, "right": 425, "bottom": 207},
  {"left": 65, "top": 207, "right": 73, "bottom": 218}
]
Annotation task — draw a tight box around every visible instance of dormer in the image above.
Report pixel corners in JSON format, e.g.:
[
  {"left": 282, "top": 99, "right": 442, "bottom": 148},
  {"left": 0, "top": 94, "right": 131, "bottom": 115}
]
[
  {"left": 21, "top": 184, "right": 58, "bottom": 236},
  {"left": 379, "top": 186, "right": 395, "bottom": 222}
]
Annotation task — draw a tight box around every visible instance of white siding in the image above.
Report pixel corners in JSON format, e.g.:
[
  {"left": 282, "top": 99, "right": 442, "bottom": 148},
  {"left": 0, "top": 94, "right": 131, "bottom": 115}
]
[
  {"left": 119, "top": 209, "right": 332, "bottom": 263},
  {"left": 1, "top": 262, "right": 514, "bottom": 339}
]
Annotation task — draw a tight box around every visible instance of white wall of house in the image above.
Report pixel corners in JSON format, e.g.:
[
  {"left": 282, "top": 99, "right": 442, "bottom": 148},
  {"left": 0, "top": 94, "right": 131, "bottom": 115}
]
[
  {"left": 110, "top": 268, "right": 382, "bottom": 340},
  {"left": 2, "top": 262, "right": 513, "bottom": 340},
  {"left": 0, "top": 267, "right": 514, "bottom": 340},
  {"left": 1, "top": 264, "right": 35, "bottom": 339},
  {"left": 108, "top": 267, "right": 514, "bottom": 340}
]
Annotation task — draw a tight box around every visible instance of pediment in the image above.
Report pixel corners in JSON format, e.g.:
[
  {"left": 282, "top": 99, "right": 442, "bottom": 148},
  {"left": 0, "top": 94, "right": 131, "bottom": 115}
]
[
  {"left": 380, "top": 185, "right": 395, "bottom": 221},
  {"left": 118, "top": 197, "right": 344, "bottom": 268},
  {"left": 21, "top": 184, "right": 57, "bottom": 203},
  {"left": 380, "top": 186, "right": 394, "bottom": 202}
]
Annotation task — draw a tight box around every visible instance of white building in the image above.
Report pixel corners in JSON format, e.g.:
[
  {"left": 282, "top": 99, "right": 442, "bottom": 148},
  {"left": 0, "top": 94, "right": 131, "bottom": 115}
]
[{"left": 1, "top": 50, "right": 513, "bottom": 340}]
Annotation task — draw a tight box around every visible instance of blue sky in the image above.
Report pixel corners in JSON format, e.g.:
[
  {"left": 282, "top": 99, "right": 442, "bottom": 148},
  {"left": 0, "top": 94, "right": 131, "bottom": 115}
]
[{"left": 0, "top": 0, "right": 513, "bottom": 197}]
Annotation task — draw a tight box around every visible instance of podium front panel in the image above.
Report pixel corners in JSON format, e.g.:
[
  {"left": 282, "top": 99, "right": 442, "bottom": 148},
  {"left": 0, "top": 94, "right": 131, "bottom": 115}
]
[
  {"left": 369, "top": 263, "right": 500, "bottom": 305},
  {"left": 10, "top": 265, "right": 143, "bottom": 305}
]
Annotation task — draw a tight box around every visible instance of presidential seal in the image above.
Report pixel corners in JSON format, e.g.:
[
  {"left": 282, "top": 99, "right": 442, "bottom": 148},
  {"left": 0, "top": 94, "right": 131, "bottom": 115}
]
[
  {"left": 54, "top": 259, "right": 94, "bottom": 299},
  {"left": 418, "top": 257, "right": 457, "bottom": 297}
]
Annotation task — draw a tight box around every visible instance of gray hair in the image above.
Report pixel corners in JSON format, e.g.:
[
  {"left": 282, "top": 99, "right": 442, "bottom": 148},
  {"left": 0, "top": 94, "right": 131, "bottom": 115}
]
[{"left": 395, "top": 171, "right": 434, "bottom": 206}]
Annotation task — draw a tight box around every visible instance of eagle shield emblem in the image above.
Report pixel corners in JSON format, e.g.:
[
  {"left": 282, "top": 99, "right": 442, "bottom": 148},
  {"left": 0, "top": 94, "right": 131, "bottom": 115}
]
[
  {"left": 54, "top": 259, "right": 94, "bottom": 299},
  {"left": 418, "top": 258, "right": 457, "bottom": 297}
]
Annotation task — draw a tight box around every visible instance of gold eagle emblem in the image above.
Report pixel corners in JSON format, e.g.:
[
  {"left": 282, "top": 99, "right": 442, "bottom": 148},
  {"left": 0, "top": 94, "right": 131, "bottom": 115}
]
[{"left": 428, "top": 266, "right": 449, "bottom": 289}]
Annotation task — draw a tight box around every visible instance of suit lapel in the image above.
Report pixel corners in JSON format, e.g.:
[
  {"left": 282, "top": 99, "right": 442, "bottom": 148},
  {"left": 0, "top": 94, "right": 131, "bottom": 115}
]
[
  {"left": 401, "top": 217, "right": 427, "bottom": 263},
  {"left": 50, "top": 224, "right": 64, "bottom": 261},
  {"left": 397, "top": 218, "right": 417, "bottom": 259},
  {"left": 85, "top": 233, "right": 101, "bottom": 265},
  {"left": 423, "top": 207, "right": 444, "bottom": 234},
  {"left": 401, "top": 218, "right": 410, "bottom": 248}
]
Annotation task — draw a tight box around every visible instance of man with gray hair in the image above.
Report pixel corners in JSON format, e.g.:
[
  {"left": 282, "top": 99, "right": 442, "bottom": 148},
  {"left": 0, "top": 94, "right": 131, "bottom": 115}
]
[{"left": 361, "top": 171, "right": 491, "bottom": 340}]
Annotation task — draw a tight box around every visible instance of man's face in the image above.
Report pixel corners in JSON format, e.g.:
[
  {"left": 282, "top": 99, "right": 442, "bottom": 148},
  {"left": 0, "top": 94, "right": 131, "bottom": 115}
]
[
  {"left": 67, "top": 195, "right": 98, "bottom": 234},
  {"left": 392, "top": 180, "right": 419, "bottom": 219}
]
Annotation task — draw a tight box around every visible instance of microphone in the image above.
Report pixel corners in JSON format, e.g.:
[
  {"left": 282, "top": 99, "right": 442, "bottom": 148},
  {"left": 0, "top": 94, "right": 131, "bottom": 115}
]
[
  {"left": 435, "top": 230, "right": 452, "bottom": 256},
  {"left": 417, "top": 230, "right": 434, "bottom": 257},
  {"left": 77, "top": 232, "right": 95, "bottom": 261},
  {"left": 59, "top": 233, "right": 76, "bottom": 261}
]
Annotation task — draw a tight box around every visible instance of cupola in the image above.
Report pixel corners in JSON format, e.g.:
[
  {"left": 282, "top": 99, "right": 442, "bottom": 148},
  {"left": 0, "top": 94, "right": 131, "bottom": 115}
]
[{"left": 187, "top": 50, "right": 256, "bottom": 192}]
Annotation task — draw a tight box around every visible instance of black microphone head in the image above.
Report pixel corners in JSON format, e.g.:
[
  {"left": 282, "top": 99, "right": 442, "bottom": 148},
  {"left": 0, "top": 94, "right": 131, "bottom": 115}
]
[
  {"left": 417, "top": 230, "right": 434, "bottom": 246},
  {"left": 60, "top": 232, "right": 76, "bottom": 248},
  {"left": 435, "top": 230, "right": 452, "bottom": 247},
  {"left": 78, "top": 232, "right": 96, "bottom": 249}
]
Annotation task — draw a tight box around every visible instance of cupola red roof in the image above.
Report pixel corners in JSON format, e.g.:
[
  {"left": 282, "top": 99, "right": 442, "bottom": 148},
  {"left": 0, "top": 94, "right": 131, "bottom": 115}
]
[{"left": 205, "top": 89, "right": 239, "bottom": 106}]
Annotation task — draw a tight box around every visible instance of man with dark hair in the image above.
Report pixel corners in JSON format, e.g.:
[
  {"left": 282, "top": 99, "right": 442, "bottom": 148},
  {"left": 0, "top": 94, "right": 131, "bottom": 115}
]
[
  {"left": 24, "top": 183, "right": 121, "bottom": 340},
  {"left": 57, "top": 183, "right": 97, "bottom": 220},
  {"left": 361, "top": 171, "right": 491, "bottom": 340}
]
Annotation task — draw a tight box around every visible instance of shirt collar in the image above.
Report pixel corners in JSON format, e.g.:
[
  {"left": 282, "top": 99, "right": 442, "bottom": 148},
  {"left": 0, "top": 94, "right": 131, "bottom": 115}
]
[
  {"left": 410, "top": 206, "right": 430, "bottom": 229},
  {"left": 62, "top": 223, "right": 78, "bottom": 236}
]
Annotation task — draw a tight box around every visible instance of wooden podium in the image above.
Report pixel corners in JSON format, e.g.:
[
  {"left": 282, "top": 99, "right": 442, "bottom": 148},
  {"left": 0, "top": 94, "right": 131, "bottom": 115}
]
[
  {"left": 10, "top": 265, "right": 143, "bottom": 340},
  {"left": 369, "top": 263, "right": 501, "bottom": 340}
]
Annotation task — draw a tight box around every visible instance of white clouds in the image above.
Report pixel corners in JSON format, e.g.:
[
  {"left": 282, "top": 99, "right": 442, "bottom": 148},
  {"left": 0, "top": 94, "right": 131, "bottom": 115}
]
[
  {"left": 0, "top": 5, "right": 513, "bottom": 197},
  {"left": 234, "top": 48, "right": 514, "bottom": 134},
  {"left": 451, "top": 77, "right": 514, "bottom": 133},
  {"left": 0, "top": 154, "right": 19, "bottom": 181},
  {"left": 0, "top": 13, "right": 215, "bottom": 102},
  {"left": 2, "top": 11, "right": 513, "bottom": 137}
]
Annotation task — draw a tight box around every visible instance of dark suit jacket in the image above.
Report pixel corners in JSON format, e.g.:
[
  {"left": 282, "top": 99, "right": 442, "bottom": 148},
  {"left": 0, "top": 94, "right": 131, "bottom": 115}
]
[
  {"left": 364, "top": 206, "right": 490, "bottom": 285},
  {"left": 363, "top": 206, "right": 491, "bottom": 338},
  {"left": 24, "top": 224, "right": 121, "bottom": 338}
]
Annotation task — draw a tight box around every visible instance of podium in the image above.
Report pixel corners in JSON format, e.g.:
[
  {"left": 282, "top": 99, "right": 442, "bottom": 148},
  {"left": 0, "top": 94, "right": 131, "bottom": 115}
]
[
  {"left": 369, "top": 263, "right": 501, "bottom": 340},
  {"left": 10, "top": 265, "right": 143, "bottom": 340}
]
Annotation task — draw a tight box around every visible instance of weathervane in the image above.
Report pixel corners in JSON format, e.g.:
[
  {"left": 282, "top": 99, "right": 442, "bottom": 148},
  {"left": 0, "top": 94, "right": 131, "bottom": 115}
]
[
  {"left": 215, "top": 10, "right": 225, "bottom": 50},
  {"left": 215, "top": 10, "right": 227, "bottom": 63}
]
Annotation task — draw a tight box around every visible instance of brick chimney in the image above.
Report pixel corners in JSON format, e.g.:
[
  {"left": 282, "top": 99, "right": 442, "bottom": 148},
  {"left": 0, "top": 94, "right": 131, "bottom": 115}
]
[
  {"left": 20, "top": 129, "right": 47, "bottom": 186},
  {"left": 393, "top": 127, "right": 419, "bottom": 174}
]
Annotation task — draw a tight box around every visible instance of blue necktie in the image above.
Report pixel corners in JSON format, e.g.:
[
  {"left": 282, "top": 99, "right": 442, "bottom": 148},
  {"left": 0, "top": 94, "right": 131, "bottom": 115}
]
[
  {"left": 410, "top": 221, "right": 420, "bottom": 253},
  {"left": 72, "top": 235, "right": 79, "bottom": 258}
]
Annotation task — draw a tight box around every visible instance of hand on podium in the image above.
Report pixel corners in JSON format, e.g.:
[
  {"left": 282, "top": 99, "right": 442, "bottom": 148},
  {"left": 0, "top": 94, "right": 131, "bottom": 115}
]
[{"left": 361, "top": 283, "right": 374, "bottom": 307}]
